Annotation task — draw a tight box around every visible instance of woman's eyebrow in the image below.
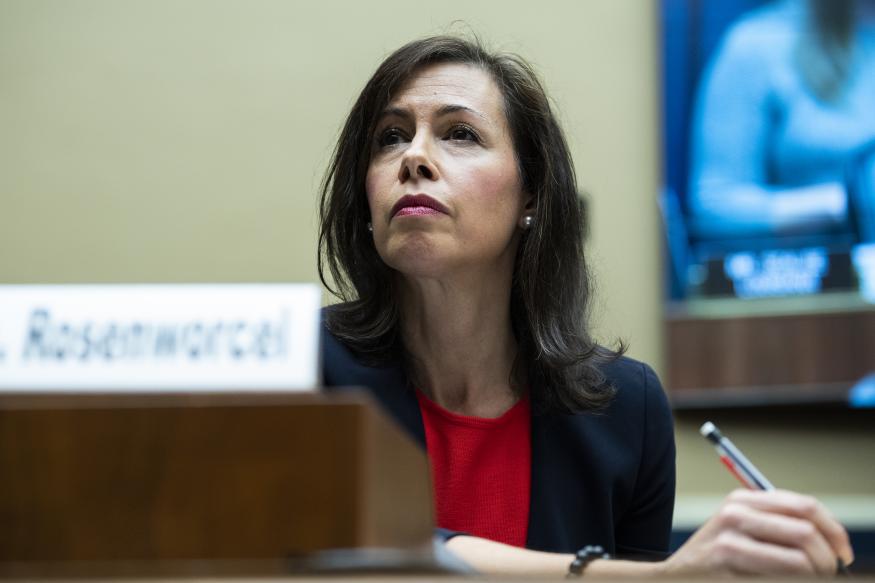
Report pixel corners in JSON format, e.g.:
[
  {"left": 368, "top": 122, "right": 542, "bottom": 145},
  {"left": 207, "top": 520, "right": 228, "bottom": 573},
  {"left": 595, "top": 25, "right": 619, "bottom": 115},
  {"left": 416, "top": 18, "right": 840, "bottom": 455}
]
[
  {"left": 377, "top": 104, "right": 490, "bottom": 124},
  {"left": 378, "top": 106, "right": 413, "bottom": 123},
  {"left": 434, "top": 104, "right": 489, "bottom": 123}
]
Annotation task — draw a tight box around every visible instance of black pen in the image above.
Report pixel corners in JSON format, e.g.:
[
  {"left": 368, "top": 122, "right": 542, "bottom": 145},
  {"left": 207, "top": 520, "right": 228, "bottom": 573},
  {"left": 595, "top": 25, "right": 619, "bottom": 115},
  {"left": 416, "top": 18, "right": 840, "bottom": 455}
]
[{"left": 700, "top": 421, "right": 850, "bottom": 576}]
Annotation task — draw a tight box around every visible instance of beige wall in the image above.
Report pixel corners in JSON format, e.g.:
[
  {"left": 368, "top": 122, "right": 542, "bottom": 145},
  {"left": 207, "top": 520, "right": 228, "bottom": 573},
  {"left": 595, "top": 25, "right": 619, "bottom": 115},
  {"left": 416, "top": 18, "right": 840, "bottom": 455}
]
[
  {"left": 0, "top": 0, "right": 662, "bottom": 365},
  {"left": 1, "top": 0, "right": 871, "bottom": 516}
]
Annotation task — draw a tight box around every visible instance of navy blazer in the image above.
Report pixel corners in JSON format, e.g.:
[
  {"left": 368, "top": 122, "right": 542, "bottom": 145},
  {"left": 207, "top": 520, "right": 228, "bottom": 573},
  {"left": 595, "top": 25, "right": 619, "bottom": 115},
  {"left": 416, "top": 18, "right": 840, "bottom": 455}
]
[{"left": 322, "top": 324, "right": 676, "bottom": 560}]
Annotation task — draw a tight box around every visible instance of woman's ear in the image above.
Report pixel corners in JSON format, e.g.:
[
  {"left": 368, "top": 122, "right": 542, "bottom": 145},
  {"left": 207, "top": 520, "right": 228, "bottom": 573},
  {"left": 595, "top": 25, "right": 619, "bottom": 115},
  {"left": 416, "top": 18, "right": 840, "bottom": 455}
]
[{"left": 518, "top": 194, "right": 536, "bottom": 230}]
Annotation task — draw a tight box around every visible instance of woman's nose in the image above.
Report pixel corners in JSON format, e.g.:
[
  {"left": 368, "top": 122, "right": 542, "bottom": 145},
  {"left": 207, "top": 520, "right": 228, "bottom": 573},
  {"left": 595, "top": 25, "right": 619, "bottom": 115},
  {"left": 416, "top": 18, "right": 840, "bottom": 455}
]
[{"left": 399, "top": 135, "right": 439, "bottom": 183}]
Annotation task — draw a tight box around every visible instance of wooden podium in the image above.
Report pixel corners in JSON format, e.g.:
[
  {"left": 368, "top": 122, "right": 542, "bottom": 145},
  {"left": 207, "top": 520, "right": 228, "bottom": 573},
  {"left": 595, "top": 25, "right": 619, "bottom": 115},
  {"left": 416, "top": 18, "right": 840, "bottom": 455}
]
[{"left": 0, "top": 391, "right": 437, "bottom": 576}]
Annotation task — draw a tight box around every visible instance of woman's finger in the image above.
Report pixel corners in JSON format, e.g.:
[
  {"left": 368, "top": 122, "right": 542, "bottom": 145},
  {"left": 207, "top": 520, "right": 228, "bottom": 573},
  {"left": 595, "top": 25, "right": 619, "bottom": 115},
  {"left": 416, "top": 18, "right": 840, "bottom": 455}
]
[
  {"left": 712, "top": 530, "right": 816, "bottom": 576},
  {"left": 715, "top": 501, "right": 837, "bottom": 575},
  {"left": 725, "top": 489, "right": 854, "bottom": 565}
]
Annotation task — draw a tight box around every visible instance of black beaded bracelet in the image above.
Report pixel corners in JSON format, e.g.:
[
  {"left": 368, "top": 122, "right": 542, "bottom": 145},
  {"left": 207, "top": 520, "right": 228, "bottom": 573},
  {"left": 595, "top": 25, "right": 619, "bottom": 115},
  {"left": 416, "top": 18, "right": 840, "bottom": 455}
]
[{"left": 566, "top": 545, "right": 611, "bottom": 578}]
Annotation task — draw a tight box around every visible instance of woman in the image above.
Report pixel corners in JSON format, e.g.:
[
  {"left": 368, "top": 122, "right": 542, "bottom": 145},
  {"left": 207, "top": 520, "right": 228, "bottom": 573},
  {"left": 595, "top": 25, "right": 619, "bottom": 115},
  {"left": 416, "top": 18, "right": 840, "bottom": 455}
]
[{"left": 319, "top": 36, "right": 853, "bottom": 577}]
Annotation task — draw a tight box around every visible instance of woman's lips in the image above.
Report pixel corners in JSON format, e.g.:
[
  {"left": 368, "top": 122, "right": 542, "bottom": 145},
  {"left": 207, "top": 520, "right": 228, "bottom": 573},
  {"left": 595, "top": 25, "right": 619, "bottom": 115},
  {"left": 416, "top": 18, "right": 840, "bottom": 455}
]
[
  {"left": 390, "top": 194, "right": 449, "bottom": 218},
  {"left": 395, "top": 206, "right": 443, "bottom": 217}
]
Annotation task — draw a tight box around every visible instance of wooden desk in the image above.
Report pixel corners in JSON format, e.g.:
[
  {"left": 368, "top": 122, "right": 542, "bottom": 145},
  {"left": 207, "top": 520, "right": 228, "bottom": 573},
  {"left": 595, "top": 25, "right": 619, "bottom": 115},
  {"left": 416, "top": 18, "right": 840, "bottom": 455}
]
[{"left": 0, "top": 391, "right": 436, "bottom": 574}]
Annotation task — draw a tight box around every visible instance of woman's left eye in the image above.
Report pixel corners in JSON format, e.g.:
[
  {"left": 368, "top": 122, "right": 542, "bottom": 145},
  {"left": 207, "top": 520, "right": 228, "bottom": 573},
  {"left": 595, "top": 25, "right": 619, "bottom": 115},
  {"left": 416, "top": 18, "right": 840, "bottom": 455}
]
[{"left": 446, "top": 125, "right": 479, "bottom": 142}]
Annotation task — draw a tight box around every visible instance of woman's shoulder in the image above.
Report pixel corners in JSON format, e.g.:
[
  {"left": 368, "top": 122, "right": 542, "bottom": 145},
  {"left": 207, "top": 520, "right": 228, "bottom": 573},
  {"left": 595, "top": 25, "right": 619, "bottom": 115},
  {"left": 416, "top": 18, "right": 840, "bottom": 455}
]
[
  {"left": 320, "top": 306, "right": 427, "bottom": 441},
  {"left": 598, "top": 354, "right": 660, "bottom": 392},
  {"left": 320, "top": 307, "right": 354, "bottom": 368},
  {"left": 590, "top": 353, "right": 672, "bottom": 423},
  {"left": 320, "top": 305, "right": 405, "bottom": 388}
]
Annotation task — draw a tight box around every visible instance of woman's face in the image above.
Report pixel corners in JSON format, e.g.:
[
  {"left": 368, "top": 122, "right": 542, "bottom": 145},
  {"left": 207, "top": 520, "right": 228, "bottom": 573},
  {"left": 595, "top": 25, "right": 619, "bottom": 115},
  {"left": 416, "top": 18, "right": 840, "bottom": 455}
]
[{"left": 365, "top": 62, "right": 529, "bottom": 280}]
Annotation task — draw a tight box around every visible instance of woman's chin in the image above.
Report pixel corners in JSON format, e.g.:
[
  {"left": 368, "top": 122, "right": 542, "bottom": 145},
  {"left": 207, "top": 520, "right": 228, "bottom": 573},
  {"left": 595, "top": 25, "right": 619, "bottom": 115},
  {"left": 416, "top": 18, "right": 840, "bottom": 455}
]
[
  {"left": 386, "top": 254, "right": 452, "bottom": 280},
  {"left": 380, "top": 238, "right": 455, "bottom": 280}
]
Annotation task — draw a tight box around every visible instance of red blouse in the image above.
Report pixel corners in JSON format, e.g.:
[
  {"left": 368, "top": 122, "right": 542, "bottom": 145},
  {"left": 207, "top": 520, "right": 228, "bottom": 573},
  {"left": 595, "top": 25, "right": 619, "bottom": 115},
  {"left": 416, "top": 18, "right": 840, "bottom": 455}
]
[{"left": 416, "top": 390, "right": 531, "bottom": 547}]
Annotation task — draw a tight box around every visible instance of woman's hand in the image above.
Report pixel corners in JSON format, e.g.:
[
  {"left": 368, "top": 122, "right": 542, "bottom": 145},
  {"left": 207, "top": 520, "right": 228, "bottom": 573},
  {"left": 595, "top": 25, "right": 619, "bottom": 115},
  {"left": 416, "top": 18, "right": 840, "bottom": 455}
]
[
  {"left": 662, "top": 489, "right": 854, "bottom": 577},
  {"left": 444, "top": 490, "right": 854, "bottom": 578}
]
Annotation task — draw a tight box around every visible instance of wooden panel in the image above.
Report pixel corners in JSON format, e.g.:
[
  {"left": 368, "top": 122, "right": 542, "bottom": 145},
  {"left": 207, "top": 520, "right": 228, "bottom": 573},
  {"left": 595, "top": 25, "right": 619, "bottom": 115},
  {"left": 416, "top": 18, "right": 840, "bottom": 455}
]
[
  {"left": 0, "top": 392, "right": 433, "bottom": 565},
  {"left": 666, "top": 310, "right": 875, "bottom": 392}
]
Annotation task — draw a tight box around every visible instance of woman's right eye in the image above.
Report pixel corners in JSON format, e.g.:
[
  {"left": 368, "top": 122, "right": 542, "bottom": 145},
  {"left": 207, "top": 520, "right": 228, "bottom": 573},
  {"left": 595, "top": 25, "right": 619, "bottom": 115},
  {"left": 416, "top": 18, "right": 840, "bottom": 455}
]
[{"left": 377, "top": 128, "right": 406, "bottom": 148}]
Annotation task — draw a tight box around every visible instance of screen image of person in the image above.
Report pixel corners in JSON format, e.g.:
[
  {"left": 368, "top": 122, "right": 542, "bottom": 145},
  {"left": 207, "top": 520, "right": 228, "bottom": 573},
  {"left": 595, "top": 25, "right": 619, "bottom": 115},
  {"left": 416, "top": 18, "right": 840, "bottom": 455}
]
[
  {"left": 317, "top": 36, "right": 854, "bottom": 577},
  {"left": 689, "top": 0, "right": 875, "bottom": 241}
]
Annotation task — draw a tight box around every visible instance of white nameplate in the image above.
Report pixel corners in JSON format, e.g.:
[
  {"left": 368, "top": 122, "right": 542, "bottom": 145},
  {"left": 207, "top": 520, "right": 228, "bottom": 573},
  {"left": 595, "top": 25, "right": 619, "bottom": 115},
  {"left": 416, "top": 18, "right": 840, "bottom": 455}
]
[{"left": 0, "top": 284, "right": 322, "bottom": 392}]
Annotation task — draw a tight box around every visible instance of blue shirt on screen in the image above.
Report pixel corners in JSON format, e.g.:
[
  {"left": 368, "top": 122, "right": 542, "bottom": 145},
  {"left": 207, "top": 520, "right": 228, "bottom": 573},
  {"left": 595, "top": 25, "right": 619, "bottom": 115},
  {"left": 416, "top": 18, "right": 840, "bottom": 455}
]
[{"left": 689, "top": 0, "right": 875, "bottom": 239}]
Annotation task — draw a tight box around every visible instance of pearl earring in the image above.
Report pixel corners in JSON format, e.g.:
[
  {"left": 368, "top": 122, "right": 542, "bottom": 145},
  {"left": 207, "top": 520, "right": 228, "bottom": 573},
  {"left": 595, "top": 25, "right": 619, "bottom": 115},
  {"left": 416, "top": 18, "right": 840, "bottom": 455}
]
[
  {"left": 522, "top": 215, "right": 534, "bottom": 229},
  {"left": 367, "top": 222, "right": 373, "bottom": 233}
]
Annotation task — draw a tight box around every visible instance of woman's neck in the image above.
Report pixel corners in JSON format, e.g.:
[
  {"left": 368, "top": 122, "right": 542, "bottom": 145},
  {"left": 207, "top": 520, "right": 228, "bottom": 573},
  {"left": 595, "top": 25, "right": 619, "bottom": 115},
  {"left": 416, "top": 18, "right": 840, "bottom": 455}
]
[{"left": 399, "top": 267, "right": 520, "bottom": 418}]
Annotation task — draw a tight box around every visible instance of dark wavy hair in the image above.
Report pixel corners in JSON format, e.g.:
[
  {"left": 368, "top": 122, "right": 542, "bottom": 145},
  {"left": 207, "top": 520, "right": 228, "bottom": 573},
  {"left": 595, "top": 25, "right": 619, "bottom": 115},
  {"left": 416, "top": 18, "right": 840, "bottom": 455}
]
[{"left": 318, "top": 35, "right": 623, "bottom": 413}]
